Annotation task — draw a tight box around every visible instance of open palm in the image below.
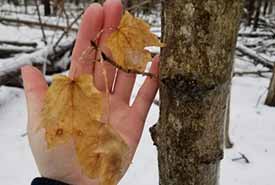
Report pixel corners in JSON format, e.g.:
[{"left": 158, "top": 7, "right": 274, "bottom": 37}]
[{"left": 22, "top": 0, "right": 159, "bottom": 185}]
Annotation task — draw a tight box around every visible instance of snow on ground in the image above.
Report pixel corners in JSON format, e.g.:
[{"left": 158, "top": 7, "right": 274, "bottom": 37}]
[
  {"left": 221, "top": 76, "right": 275, "bottom": 185},
  {"left": 0, "top": 23, "right": 75, "bottom": 49},
  {"left": 0, "top": 87, "right": 39, "bottom": 184},
  {"left": 0, "top": 11, "right": 275, "bottom": 185},
  {"left": 1, "top": 65, "right": 275, "bottom": 185}
]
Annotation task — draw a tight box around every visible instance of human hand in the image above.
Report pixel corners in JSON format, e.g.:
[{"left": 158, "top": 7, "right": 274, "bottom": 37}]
[{"left": 22, "top": 0, "right": 159, "bottom": 185}]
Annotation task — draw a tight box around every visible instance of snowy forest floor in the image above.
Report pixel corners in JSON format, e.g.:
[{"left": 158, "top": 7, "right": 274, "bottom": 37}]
[{"left": 0, "top": 12, "right": 275, "bottom": 185}]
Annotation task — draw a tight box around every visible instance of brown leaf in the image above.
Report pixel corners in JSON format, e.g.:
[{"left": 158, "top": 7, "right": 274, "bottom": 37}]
[
  {"left": 40, "top": 74, "right": 129, "bottom": 185},
  {"left": 106, "top": 11, "right": 164, "bottom": 72},
  {"left": 41, "top": 74, "right": 102, "bottom": 148},
  {"left": 74, "top": 121, "right": 129, "bottom": 185}
]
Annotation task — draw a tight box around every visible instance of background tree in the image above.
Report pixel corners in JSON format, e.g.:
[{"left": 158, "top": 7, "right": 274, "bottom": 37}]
[
  {"left": 265, "top": 67, "right": 275, "bottom": 106},
  {"left": 7, "top": 0, "right": 19, "bottom": 6},
  {"left": 243, "top": 0, "right": 256, "bottom": 26},
  {"left": 150, "top": 1, "right": 243, "bottom": 185},
  {"left": 24, "top": 0, "right": 28, "bottom": 14},
  {"left": 253, "top": 0, "right": 262, "bottom": 30},
  {"left": 43, "top": 0, "right": 51, "bottom": 16},
  {"left": 242, "top": 0, "right": 274, "bottom": 28}
]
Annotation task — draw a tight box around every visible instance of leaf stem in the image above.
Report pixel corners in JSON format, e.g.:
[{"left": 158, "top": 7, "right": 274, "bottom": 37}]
[{"left": 90, "top": 40, "right": 157, "bottom": 79}]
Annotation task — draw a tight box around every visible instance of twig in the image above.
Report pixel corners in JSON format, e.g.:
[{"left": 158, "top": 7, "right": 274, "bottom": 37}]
[
  {"left": 50, "top": 11, "right": 62, "bottom": 44},
  {"left": 34, "top": 0, "right": 47, "bottom": 75},
  {"left": 256, "top": 88, "right": 268, "bottom": 107},
  {"left": 232, "top": 152, "right": 250, "bottom": 163},
  {"left": 101, "top": 52, "right": 156, "bottom": 78},
  {"left": 0, "top": 16, "right": 78, "bottom": 32},
  {"left": 233, "top": 70, "right": 272, "bottom": 77},
  {"left": 90, "top": 40, "right": 157, "bottom": 78},
  {"left": 63, "top": 9, "right": 70, "bottom": 31},
  {"left": 34, "top": 0, "right": 47, "bottom": 45},
  {"left": 53, "top": 10, "right": 84, "bottom": 49},
  {"left": 126, "top": 0, "right": 151, "bottom": 11}
]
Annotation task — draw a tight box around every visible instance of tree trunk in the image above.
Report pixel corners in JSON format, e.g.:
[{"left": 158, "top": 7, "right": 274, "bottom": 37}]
[
  {"left": 150, "top": 1, "right": 242, "bottom": 185},
  {"left": 246, "top": 0, "right": 256, "bottom": 27},
  {"left": 43, "top": 0, "right": 51, "bottom": 16},
  {"left": 265, "top": 66, "right": 275, "bottom": 106},
  {"left": 24, "top": 0, "right": 28, "bottom": 14},
  {"left": 263, "top": 0, "right": 269, "bottom": 16},
  {"left": 268, "top": 2, "right": 273, "bottom": 15},
  {"left": 74, "top": 0, "right": 79, "bottom": 6},
  {"left": 253, "top": 0, "right": 262, "bottom": 31}
]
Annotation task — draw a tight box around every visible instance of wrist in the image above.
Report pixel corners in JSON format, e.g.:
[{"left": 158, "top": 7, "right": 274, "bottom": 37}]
[
  {"left": 31, "top": 177, "right": 71, "bottom": 185},
  {"left": 76, "top": 177, "right": 99, "bottom": 185},
  {"left": 31, "top": 177, "right": 99, "bottom": 185}
]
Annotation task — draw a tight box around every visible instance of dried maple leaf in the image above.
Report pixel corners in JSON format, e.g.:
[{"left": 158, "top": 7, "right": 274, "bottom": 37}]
[
  {"left": 41, "top": 74, "right": 103, "bottom": 148},
  {"left": 40, "top": 74, "right": 129, "bottom": 185},
  {"left": 106, "top": 11, "right": 164, "bottom": 72},
  {"left": 75, "top": 121, "right": 129, "bottom": 185}
]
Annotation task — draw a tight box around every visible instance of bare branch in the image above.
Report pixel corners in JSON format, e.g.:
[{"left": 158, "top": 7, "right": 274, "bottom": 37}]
[
  {"left": 54, "top": 10, "right": 84, "bottom": 49},
  {"left": 0, "top": 17, "right": 78, "bottom": 32},
  {"left": 34, "top": 0, "right": 47, "bottom": 45}
]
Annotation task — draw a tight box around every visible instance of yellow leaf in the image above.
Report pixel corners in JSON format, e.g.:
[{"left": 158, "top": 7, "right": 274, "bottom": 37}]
[
  {"left": 41, "top": 74, "right": 102, "bottom": 149},
  {"left": 106, "top": 11, "right": 164, "bottom": 72},
  {"left": 40, "top": 74, "right": 129, "bottom": 185},
  {"left": 74, "top": 121, "right": 129, "bottom": 185}
]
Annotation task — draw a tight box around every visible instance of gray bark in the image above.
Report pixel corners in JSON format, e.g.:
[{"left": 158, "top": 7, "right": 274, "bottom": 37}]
[
  {"left": 150, "top": 1, "right": 242, "bottom": 185},
  {"left": 265, "top": 66, "right": 275, "bottom": 106}
]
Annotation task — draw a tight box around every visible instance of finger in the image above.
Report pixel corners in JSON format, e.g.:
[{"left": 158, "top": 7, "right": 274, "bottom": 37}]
[
  {"left": 94, "top": 0, "right": 123, "bottom": 91},
  {"left": 21, "top": 66, "right": 48, "bottom": 132},
  {"left": 132, "top": 56, "right": 159, "bottom": 122},
  {"left": 69, "top": 3, "right": 104, "bottom": 79},
  {"left": 114, "top": 71, "right": 136, "bottom": 104}
]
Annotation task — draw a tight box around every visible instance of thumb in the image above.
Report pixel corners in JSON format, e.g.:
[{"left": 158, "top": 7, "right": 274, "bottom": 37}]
[{"left": 21, "top": 66, "right": 48, "bottom": 132}]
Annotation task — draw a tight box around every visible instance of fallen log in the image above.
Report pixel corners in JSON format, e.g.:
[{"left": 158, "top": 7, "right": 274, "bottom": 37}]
[
  {"left": 259, "top": 17, "right": 275, "bottom": 29},
  {"left": 236, "top": 44, "right": 274, "bottom": 69},
  {"left": 0, "top": 9, "right": 37, "bottom": 16},
  {"left": 0, "top": 40, "right": 38, "bottom": 48},
  {"left": 0, "top": 41, "right": 73, "bottom": 87},
  {"left": 0, "top": 17, "right": 78, "bottom": 32},
  {"left": 0, "top": 47, "right": 36, "bottom": 58},
  {"left": 233, "top": 70, "right": 272, "bottom": 77},
  {"left": 238, "top": 31, "right": 275, "bottom": 37},
  {"left": 256, "top": 40, "right": 275, "bottom": 53},
  {"left": 0, "top": 71, "right": 22, "bottom": 88}
]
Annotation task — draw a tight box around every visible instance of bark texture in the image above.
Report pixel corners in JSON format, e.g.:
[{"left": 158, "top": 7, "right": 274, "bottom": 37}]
[
  {"left": 265, "top": 67, "right": 275, "bottom": 106},
  {"left": 150, "top": 1, "right": 242, "bottom": 185}
]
